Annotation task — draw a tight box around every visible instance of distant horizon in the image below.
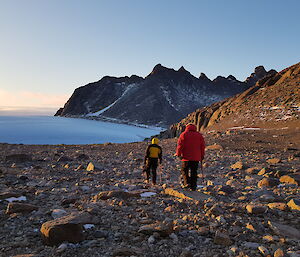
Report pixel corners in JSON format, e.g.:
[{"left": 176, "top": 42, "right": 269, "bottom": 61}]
[{"left": 0, "top": 106, "right": 59, "bottom": 116}]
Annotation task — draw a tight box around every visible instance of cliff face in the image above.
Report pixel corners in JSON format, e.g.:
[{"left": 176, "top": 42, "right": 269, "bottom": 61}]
[
  {"left": 162, "top": 62, "right": 299, "bottom": 137},
  {"left": 56, "top": 64, "right": 274, "bottom": 127}
]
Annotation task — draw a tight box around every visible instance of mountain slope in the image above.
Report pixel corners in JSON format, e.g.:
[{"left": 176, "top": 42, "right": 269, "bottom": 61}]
[
  {"left": 56, "top": 64, "right": 274, "bottom": 127},
  {"left": 164, "top": 62, "right": 300, "bottom": 136}
]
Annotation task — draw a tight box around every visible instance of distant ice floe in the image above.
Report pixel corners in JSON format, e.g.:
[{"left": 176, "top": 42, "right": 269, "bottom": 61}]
[{"left": 140, "top": 192, "right": 157, "bottom": 197}]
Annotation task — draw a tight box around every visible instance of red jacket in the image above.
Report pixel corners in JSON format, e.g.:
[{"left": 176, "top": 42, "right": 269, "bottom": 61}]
[{"left": 176, "top": 124, "right": 205, "bottom": 162}]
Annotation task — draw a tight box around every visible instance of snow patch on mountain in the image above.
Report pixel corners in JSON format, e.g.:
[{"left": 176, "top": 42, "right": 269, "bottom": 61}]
[{"left": 86, "top": 83, "right": 137, "bottom": 117}]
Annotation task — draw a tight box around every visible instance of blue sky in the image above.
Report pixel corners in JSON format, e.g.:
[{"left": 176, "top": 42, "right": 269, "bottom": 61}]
[{"left": 0, "top": 0, "right": 299, "bottom": 110}]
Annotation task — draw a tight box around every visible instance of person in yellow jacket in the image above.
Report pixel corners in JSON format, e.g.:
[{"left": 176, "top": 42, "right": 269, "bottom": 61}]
[{"left": 143, "top": 137, "right": 162, "bottom": 185}]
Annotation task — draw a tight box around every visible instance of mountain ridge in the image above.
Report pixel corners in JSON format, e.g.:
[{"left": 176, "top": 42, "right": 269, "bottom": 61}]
[
  {"left": 55, "top": 64, "right": 275, "bottom": 127},
  {"left": 161, "top": 62, "right": 300, "bottom": 137}
]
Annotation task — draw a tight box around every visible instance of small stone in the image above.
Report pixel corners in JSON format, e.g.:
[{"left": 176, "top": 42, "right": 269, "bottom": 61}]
[
  {"left": 262, "top": 235, "right": 277, "bottom": 242},
  {"left": 246, "top": 223, "right": 256, "bottom": 232},
  {"left": 258, "top": 245, "right": 269, "bottom": 256},
  {"left": 274, "top": 248, "right": 285, "bottom": 257},
  {"left": 86, "top": 162, "right": 103, "bottom": 171},
  {"left": 206, "top": 144, "right": 223, "bottom": 150},
  {"left": 94, "top": 190, "right": 140, "bottom": 200},
  {"left": 280, "top": 173, "right": 300, "bottom": 185},
  {"left": 51, "top": 209, "right": 67, "bottom": 219},
  {"left": 169, "top": 233, "right": 178, "bottom": 242},
  {"left": 280, "top": 172, "right": 300, "bottom": 186},
  {"left": 218, "top": 185, "right": 235, "bottom": 195},
  {"left": 179, "top": 250, "right": 193, "bottom": 257},
  {"left": 112, "top": 247, "right": 138, "bottom": 257},
  {"left": 216, "top": 215, "right": 226, "bottom": 223},
  {"left": 148, "top": 235, "right": 155, "bottom": 244},
  {"left": 231, "top": 161, "right": 244, "bottom": 170},
  {"left": 57, "top": 243, "right": 68, "bottom": 252},
  {"left": 258, "top": 168, "right": 267, "bottom": 176},
  {"left": 86, "top": 162, "right": 95, "bottom": 171},
  {"left": 267, "top": 158, "right": 281, "bottom": 164},
  {"left": 258, "top": 178, "right": 279, "bottom": 188},
  {"left": 287, "top": 199, "right": 300, "bottom": 211},
  {"left": 243, "top": 242, "right": 259, "bottom": 249},
  {"left": 246, "top": 204, "right": 267, "bottom": 214},
  {"left": 267, "top": 203, "right": 288, "bottom": 211},
  {"left": 214, "top": 230, "right": 233, "bottom": 246}
]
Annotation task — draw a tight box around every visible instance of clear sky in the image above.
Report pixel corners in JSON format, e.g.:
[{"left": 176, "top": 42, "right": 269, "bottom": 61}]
[{"left": 0, "top": 0, "right": 299, "bottom": 111}]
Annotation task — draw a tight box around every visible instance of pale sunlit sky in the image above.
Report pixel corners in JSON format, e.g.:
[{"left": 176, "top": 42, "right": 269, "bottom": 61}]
[{"left": 0, "top": 0, "right": 299, "bottom": 113}]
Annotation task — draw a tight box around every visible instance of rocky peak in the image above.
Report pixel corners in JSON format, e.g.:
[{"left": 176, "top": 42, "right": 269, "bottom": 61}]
[
  {"left": 178, "top": 66, "right": 188, "bottom": 73},
  {"left": 227, "top": 75, "right": 237, "bottom": 81},
  {"left": 199, "top": 72, "right": 211, "bottom": 82},
  {"left": 149, "top": 64, "right": 174, "bottom": 76},
  {"left": 245, "top": 65, "right": 270, "bottom": 86},
  {"left": 254, "top": 65, "right": 267, "bottom": 75}
]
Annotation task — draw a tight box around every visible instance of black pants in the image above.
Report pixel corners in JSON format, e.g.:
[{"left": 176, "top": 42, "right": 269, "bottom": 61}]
[
  {"left": 145, "top": 158, "right": 158, "bottom": 184},
  {"left": 181, "top": 161, "right": 199, "bottom": 190}
]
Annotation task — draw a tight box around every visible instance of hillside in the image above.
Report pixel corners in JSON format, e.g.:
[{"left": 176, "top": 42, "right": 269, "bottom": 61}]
[
  {"left": 164, "top": 62, "right": 300, "bottom": 137},
  {"left": 55, "top": 64, "right": 274, "bottom": 127}
]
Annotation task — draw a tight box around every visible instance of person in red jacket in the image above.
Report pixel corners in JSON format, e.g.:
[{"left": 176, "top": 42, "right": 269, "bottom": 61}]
[{"left": 175, "top": 123, "right": 205, "bottom": 191}]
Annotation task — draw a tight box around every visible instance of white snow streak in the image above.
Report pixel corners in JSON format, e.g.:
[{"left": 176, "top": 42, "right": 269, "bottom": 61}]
[{"left": 86, "top": 83, "right": 136, "bottom": 116}]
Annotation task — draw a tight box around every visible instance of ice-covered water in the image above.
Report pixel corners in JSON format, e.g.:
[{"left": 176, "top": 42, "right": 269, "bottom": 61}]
[{"left": 0, "top": 116, "right": 162, "bottom": 145}]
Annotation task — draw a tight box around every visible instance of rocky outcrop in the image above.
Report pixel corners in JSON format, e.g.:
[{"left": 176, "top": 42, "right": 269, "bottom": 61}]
[
  {"left": 161, "top": 62, "right": 299, "bottom": 136},
  {"left": 56, "top": 64, "right": 273, "bottom": 127}
]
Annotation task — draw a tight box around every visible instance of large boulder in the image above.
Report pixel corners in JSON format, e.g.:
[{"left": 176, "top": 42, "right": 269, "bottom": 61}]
[
  {"left": 6, "top": 203, "right": 38, "bottom": 214},
  {"left": 40, "top": 212, "right": 96, "bottom": 245},
  {"left": 268, "top": 221, "right": 300, "bottom": 240}
]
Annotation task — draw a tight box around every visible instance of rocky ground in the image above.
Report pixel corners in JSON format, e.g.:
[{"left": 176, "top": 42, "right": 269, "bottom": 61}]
[{"left": 0, "top": 127, "right": 299, "bottom": 257}]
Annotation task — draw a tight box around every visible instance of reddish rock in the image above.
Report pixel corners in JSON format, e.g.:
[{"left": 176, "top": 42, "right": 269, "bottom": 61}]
[
  {"left": 266, "top": 158, "right": 281, "bottom": 164},
  {"left": 280, "top": 173, "right": 300, "bottom": 185},
  {"left": 258, "top": 177, "right": 279, "bottom": 188},
  {"left": 40, "top": 212, "right": 95, "bottom": 245},
  {"left": 230, "top": 161, "right": 244, "bottom": 170},
  {"left": 6, "top": 203, "right": 38, "bottom": 214},
  {"left": 267, "top": 202, "right": 288, "bottom": 211},
  {"left": 287, "top": 199, "right": 300, "bottom": 211}
]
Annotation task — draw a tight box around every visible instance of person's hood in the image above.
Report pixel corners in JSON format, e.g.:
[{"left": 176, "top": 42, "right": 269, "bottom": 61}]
[
  {"left": 185, "top": 124, "right": 197, "bottom": 132},
  {"left": 152, "top": 137, "right": 159, "bottom": 144}
]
